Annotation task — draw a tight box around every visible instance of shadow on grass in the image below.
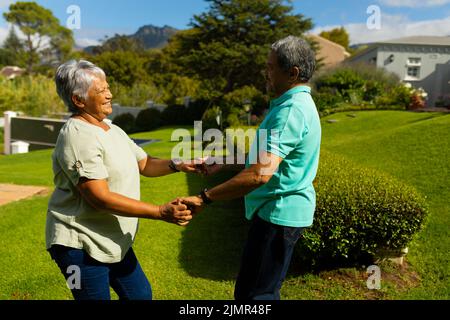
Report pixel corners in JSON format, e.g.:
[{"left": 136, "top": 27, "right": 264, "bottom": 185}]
[{"left": 179, "top": 171, "right": 250, "bottom": 281}]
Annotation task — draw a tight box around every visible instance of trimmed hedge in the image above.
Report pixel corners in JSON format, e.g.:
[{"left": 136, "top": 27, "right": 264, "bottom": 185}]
[
  {"left": 112, "top": 113, "right": 136, "bottom": 134},
  {"left": 296, "top": 151, "right": 428, "bottom": 267},
  {"left": 136, "top": 108, "right": 162, "bottom": 131}
]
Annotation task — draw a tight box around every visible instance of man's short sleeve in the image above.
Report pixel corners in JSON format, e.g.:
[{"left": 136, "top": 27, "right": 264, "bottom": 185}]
[
  {"left": 57, "top": 134, "right": 109, "bottom": 186},
  {"left": 262, "top": 106, "right": 307, "bottom": 159}
]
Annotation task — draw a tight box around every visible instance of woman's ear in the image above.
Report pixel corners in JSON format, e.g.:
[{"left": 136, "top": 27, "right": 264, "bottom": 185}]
[{"left": 71, "top": 95, "right": 85, "bottom": 109}]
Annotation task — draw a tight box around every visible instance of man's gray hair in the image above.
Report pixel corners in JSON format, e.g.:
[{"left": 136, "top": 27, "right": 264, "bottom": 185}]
[
  {"left": 271, "top": 35, "right": 316, "bottom": 83},
  {"left": 55, "top": 60, "right": 106, "bottom": 113}
]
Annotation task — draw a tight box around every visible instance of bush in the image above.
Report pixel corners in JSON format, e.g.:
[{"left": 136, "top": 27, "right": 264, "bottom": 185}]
[
  {"left": 296, "top": 151, "right": 428, "bottom": 267},
  {"left": 112, "top": 113, "right": 136, "bottom": 134},
  {"left": 312, "top": 63, "right": 409, "bottom": 111},
  {"left": 160, "top": 99, "right": 209, "bottom": 126},
  {"left": 135, "top": 108, "right": 162, "bottom": 131},
  {"left": 0, "top": 75, "right": 66, "bottom": 116}
]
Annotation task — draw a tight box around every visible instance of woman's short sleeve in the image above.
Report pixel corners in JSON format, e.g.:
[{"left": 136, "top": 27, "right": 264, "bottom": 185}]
[{"left": 57, "top": 134, "right": 109, "bottom": 186}]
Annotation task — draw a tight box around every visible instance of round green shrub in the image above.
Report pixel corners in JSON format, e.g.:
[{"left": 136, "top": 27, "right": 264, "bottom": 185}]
[
  {"left": 296, "top": 151, "right": 428, "bottom": 268},
  {"left": 112, "top": 113, "right": 136, "bottom": 134},
  {"left": 136, "top": 108, "right": 162, "bottom": 131}
]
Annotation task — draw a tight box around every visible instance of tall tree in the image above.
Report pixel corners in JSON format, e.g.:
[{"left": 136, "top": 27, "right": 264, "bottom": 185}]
[
  {"left": 319, "top": 27, "right": 350, "bottom": 50},
  {"left": 3, "top": 1, "right": 74, "bottom": 73},
  {"left": 0, "top": 27, "right": 25, "bottom": 67},
  {"left": 168, "top": 0, "right": 315, "bottom": 96}
]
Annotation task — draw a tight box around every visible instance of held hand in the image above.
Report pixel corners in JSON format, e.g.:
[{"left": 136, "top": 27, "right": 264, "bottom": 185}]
[
  {"left": 205, "top": 163, "right": 225, "bottom": 176},
  {"left": 175, "top": 158, "right": 208, "bottom": 175},
  {"left": 159, "top": 199, "right": 193, "bottom": 226},
  {"left": 179, "top": 195, "right": 205, "bottom": 215}
]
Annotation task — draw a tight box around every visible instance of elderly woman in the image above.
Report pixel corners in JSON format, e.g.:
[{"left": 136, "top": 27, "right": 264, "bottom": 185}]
[{"left": 46, "top": 60, "right": 201, "bottom": 300}]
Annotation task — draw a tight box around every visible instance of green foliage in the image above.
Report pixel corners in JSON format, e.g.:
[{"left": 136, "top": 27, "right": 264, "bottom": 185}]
[
  {"left": 92, "top": 34, "right": 145, "bottom": 55},
  {"left": 90, "top": 51, "right": 150, "bottom": 87},
  {"left": 135, "top": 108, "right": 162, "bottom": 132},
  {"left": 110, "top": 81, "right": 162, "bottom": 107},
  {"left": 112, "top": 113, "right": 136, "bottom": 134},
  {"left": 312, "top": 63, "right": 413, "bottom": 112},
  {"left": 3, "top": 1, "right": 74, "bottom": 73},
  {"left": 161, "top": 99, "right": 209, "bottom": 126},
  {"left": 0, "top": 27, "right": 25, "bottom": 67},
  {"left": 0, "top": 75, "right": 66, "bottom": 116},
  {"left": 297, "top": 150, "right": 428, "bottom": 267},
  {"left": 319, "top": 27, "right": 350, "bottom": 50},
  {"left": 173, "top": 0, "right": 313, "bottom": 94}
]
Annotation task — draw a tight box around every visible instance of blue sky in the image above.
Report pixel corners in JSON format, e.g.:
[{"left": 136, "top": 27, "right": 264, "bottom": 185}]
[{"left": 1, "top": 0, "right": 449, "bottom": 46}]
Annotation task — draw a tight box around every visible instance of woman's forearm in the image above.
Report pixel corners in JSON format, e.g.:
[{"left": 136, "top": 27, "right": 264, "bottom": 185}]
[{"left": 140, "top": 158, "right": 175, "bottom": 177}]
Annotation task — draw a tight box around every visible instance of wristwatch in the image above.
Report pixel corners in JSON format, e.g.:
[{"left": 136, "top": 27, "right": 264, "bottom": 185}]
[
  {"left": 200, "top": 188, "right": 212, "bottom": 204},
  {"left": 169, "top": 159, "right": 181, "bottom": 172}
]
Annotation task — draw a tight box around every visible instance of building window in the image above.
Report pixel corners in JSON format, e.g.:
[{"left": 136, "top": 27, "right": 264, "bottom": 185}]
[
  {"left": 407, "top": 57, "right": 421, "bottom": 66},
  {"left": 405, "top": 66, "right": 421, "bottom": 80}
]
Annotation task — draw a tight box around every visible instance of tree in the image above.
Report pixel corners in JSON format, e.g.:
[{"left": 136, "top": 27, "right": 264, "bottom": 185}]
[
  {"left": 0, "top": 27, "right": 25, "bottom": 67},
  {"left": 92, "top": 34, "right": 145, "bottom": 55},
  {"left": 319, "top": 27, "right": 350, "bottom": 51},
  {"left": 90, "top": 50, "right": 150, "bottom": 87},
  {"left": 167, "top": 0, "right": 315, "bottom": 96},
  {"left": 3, "top": 1, "right": 74, "bottom": 73}
]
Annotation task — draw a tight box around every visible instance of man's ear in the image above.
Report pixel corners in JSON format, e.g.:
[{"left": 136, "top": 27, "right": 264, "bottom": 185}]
[
  {"left": 289, "top": 66, "right": 300, "bottom": 83},
  {"left": 71, "top": 95, "right": 85, "bottom": 109}
]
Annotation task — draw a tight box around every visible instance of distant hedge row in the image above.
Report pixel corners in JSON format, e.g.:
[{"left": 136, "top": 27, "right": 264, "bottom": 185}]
[
  {"left": 295, "top": 150, "right": 428, "bottom": 267},
  {"left": 112, "top": 99, "right": 209, "bottom": 133}
]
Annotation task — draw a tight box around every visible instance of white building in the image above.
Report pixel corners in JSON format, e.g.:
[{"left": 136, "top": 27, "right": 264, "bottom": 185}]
[{"left": 348, "top": 36, "right": 450, "bottom": 107}]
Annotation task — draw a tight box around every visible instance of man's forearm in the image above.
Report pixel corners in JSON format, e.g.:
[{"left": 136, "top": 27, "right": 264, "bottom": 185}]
[{"left": 206, "top": 167, "right": 265, "bottom": 201}]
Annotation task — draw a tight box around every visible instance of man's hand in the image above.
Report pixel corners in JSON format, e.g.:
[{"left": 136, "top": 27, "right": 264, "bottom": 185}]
[
  {"left": 159, "top": 199, "right": 193, "bottom": 226},
  {"left": 205, "top": 163, "right": 225, "bottom": 176},
  {"left": 175, "top": 158, "right": 208, "bottom": 175},
  {"left": 180, "top": 195, "right": 205, "bottom": 215}
]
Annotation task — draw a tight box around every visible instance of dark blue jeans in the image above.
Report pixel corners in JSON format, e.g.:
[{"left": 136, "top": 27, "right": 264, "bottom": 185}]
[
  {"left": 234, "top": 215, "right": 305, "bottom": 300},
  {"left": 48, "top": 245, "right": 152, "bottom": 300}
]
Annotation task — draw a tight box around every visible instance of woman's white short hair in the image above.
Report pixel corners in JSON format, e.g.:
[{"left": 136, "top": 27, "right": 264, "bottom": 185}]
[{"left": 55, "top": 60, "right": 106, "bottom": 113}]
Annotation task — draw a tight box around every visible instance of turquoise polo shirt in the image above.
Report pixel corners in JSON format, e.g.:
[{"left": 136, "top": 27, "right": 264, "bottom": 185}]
[{"left": 244, "top": 85, "right": 321, "bottom": 227}]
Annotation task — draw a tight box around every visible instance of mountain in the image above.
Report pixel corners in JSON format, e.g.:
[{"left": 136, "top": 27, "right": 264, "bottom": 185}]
[
  {"left": 83, "top": 24, "right": 179, "bottom": 53},
  {"left": 132, "top": 24, "right": 178, "bottom": 49}
]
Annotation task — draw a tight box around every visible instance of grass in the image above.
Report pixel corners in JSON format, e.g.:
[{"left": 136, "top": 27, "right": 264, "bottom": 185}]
[{"left": 0, "top": 111, "right": 448, "bottom": 300}]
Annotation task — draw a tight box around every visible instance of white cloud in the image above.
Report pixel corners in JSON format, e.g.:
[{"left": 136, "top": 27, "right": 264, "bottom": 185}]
[
  {"left": 0, "top": 0, "right": 13, "bottom": 9},
  {"left": 0, "top": 25, "right": 8, "bottom": 45},
  {"left": 75, "top": 38, "right": 101, "bottom": 48},
  {"left": 378, "top": 0, "right": 450, "bottom": 7},
  {"left": 312, "top": 14, "right": 450, "bottom": 45}
]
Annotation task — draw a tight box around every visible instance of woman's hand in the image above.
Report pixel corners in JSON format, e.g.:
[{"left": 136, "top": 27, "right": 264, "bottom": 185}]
[
  {"left": 159, "top": 199, "right": 193, "bottom": 226},
  {"left": 174, "top": 158, "right": 208, "bottom": 175}
]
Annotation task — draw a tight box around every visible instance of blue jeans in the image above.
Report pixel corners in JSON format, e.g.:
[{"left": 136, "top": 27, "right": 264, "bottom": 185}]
[
  {"left": 48, "top": 245, "right": 152, "bottom": 300},
  {"left": 234, "top": 215, "right": 305, "bottom": 300}
]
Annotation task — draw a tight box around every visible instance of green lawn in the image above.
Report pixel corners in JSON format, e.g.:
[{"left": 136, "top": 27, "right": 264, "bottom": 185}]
[{"left": 0, "top": 111, "right": 448, "bottom": 300}]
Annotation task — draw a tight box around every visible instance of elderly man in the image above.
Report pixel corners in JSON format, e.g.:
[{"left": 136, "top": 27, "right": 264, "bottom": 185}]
[
  {"left": 183, "top": 36, "right": 321, "bottom": 300},
  {"left": 47, "top": 60, "right": 204, "bottom": 300}
]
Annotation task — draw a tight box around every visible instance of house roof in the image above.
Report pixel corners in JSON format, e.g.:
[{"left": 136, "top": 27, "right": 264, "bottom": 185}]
[
  {"left": 0, "top": 66, "right": 25, "bottom": 79},
  {"left": 308, "top": 34, "right": 350, "bottom": 67},
  {"left": 377, "top": 36, "right": 450, "bottom": 46}
]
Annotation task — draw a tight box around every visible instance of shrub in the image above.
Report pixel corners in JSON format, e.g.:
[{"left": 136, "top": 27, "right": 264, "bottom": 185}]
[
  {"left": 296, "top": 151, "right": 428, "bottom": 268},
  {"left": 312, "top": 63, "right": 409, "bottom": 111},
  {"left": 0, "top": 75, "right": 66, "bottom": 116},
  {"left": 112, "top": 113, "right": 136, "bottom": 134},
  {"left": 135, "top": 108, "right": 162, "bottom": 131}
]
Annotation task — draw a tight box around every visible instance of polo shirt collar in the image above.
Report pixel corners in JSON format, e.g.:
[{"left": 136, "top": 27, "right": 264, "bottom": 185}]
[{"left": 270, "top": 85, "right": 311, "bottom": 108}]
